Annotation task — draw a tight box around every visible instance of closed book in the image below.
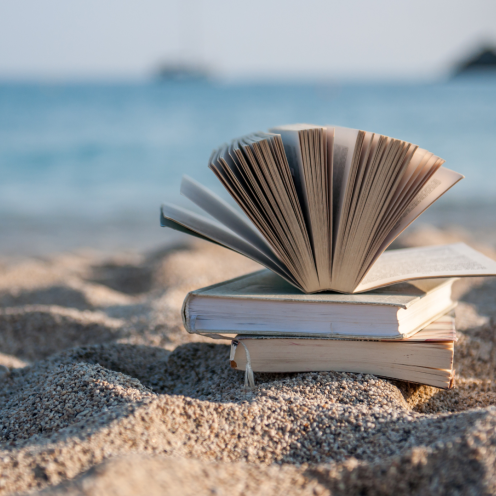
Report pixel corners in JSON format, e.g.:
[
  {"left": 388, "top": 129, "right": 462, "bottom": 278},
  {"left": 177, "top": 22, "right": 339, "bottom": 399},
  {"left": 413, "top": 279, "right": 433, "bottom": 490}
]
[
  {"left": 230, "top": 315, "right": 456, "bottom": 389},
  {"left": 182, "top": 269, "right": 457, "bottom": 340}
]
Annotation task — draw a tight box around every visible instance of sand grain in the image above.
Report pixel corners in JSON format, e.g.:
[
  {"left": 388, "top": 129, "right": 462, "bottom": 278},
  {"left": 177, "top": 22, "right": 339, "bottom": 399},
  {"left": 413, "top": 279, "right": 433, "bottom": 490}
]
[{"left": 1, "top": 231, "right": 496, "bottom": 495}]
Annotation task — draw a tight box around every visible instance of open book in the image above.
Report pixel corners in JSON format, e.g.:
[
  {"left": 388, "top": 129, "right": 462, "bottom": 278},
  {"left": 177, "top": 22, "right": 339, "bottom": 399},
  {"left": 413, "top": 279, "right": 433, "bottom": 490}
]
[{"left": 161, "top": 124, "right": 476, "bottom": 293}]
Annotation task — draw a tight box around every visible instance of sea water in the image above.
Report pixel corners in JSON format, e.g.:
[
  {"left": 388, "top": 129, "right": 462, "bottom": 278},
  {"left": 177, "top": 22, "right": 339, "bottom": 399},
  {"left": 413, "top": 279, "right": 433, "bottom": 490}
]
[{"left": 0, "top": 77, "right": 495, "bottom": 255}]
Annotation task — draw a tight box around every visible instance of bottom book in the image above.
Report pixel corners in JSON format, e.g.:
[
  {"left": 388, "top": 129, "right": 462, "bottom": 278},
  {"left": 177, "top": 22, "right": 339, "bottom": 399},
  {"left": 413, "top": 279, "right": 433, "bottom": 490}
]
[{"left": 230, "top": 316, "right": 456, "bottom": 389}]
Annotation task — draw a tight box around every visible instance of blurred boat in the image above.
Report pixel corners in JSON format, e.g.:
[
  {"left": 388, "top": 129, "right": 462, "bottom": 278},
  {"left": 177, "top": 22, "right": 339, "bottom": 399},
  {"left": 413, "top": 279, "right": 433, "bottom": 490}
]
[
  {"left": 454, "top": 46, "right": 496, "bottom": 76},
  {"left": 155, "top": 62, "right": 210, "bottom": 82}
]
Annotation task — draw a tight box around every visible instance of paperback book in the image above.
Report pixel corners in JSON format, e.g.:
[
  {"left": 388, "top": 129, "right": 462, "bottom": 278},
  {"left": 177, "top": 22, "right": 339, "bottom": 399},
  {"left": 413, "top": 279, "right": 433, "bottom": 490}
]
[{"left": 183, "top": 269, "right": 458, "bottom": 339}]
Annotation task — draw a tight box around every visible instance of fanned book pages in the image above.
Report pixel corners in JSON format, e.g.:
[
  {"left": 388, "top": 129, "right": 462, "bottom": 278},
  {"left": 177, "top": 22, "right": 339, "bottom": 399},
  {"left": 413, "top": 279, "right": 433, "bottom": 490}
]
[
  {"left": 229, "top": 315, "right": 457, "bottom": 389},
  {"left": 160, "top": 124, "right": 496, "bottom": 293}
]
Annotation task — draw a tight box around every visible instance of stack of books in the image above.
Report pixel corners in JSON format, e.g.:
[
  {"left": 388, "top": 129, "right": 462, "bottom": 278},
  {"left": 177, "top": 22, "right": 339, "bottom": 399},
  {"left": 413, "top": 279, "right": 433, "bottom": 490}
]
[
  {"left": 182, "top": 270, "right": 458, "bottom": 388},
  {"left": 162, "top": 124, "right": 496, "bottom": 388}
]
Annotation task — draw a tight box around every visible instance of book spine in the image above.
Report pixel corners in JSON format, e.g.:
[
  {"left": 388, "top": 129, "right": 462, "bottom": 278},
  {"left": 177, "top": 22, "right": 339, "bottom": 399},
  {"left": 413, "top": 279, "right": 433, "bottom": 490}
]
[{"left": 181, "top": 292, "right": 195, "bottom": 334}]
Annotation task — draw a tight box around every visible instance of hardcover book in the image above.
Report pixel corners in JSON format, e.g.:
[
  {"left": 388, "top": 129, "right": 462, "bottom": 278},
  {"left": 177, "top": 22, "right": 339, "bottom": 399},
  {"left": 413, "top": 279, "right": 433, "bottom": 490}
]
[{"left": 182, "top": 269, "right": 458, "bottom": 339}]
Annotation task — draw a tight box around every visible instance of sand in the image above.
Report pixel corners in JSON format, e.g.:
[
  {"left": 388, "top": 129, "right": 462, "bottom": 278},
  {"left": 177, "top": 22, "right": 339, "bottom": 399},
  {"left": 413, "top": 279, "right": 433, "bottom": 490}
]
[{"left": 1, "top": 227, "right": 496, "bottom": 495}]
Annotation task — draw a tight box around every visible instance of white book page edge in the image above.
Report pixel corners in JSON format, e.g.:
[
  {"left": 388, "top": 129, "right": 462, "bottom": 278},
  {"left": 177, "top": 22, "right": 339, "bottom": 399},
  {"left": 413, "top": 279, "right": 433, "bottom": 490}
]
[
  {"left": 160, "top": 203, "right": 299, "bottom": 287},
  {"left": 180, "top": 175, "right": 287, "bottom": 270},
  {"left": 356, "top": 242, "right": 496, "bottom": 292}
]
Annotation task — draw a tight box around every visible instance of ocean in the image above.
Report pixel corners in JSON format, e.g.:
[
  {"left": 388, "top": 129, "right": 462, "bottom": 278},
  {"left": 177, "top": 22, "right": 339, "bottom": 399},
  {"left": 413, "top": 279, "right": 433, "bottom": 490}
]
[{"left": 1, "top": 77, "right": 495, "bottom": 255}]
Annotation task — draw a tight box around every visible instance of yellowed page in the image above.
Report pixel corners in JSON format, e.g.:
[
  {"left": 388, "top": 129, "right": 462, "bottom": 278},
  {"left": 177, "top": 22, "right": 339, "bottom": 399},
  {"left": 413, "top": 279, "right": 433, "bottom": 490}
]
[
  {"left": 356, "top": 243, "right": 496, "bottom": 293},
  {"left": 355, "top": 166, "right": 464, "bottom": 286}
]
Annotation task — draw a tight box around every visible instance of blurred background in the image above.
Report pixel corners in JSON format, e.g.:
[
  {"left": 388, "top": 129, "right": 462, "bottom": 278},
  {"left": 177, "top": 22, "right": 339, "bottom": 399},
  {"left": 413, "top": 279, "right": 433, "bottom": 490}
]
[{"left": 0, "top": 0, "right": 495, "bottom": 256}]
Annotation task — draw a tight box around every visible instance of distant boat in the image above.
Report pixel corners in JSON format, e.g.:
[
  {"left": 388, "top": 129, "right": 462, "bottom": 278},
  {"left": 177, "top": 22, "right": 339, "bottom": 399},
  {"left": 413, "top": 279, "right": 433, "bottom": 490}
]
[
  {"left": 454, "top": 46, "right": 496, "bottom": 76},
  {"left": 155, "top": 63, "right": 210, "bottom": 82}
]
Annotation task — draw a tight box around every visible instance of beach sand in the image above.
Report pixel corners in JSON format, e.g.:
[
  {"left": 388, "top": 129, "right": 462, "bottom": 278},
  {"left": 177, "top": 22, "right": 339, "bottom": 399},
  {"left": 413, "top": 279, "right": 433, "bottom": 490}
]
[{"left": 1, "top": 226, "right": 496, "bottom": 495}]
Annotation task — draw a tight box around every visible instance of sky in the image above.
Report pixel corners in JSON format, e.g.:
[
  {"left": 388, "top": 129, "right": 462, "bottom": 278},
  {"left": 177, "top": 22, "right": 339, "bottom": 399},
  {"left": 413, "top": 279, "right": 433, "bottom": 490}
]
[{"left": 0, "top": 0, "right": 495, "bottom": 81}]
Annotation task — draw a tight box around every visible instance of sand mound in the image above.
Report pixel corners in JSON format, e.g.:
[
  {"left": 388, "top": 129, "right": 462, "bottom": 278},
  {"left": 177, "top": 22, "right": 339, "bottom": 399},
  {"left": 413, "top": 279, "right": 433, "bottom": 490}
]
[
  {"left": 39, "top": 454, "right": 322, "bottom": 496},
  {"left": 1, "top": 232, "right": 496, "bottom": 495},
  {"left": 0, "top": 359, "right": 153, "bottom": 449},
  {"left": 0, "top": 306, "right": 124, "bottom": 362},
  {"left": 39, "top": 437, "right": 496, "bottom": 496}
]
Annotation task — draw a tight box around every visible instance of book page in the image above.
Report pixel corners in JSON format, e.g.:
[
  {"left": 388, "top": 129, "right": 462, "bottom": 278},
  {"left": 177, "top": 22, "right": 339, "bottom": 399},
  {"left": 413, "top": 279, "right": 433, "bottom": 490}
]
[
  {"left": 269, "top": 124, "right": 316, "bottom": 233},
  {"left": 240, "top": 133, "right": 318, "bottom": 290},
  {"left": 357, "top": 166, "right": 464, "bottom": 284},
  {"left": 326, "top": 126, "right": 335, "bottom": 264},
  {"left": 403, "top": 316, "right": 456, "bottom": 342},
  {"left": 269, "top": 125, "right": 331, "bottom": 289},
  {"left": 180, "top": 175, "right": 279, "bottom": 262},
  {"left": 210, "top": 132, "right": 318, "bottom": 292},
  {"left": 211, "top": 141, "right": 287, "bottom": 256},
  {"left": 347, "top": 141, "right": 417, "bottom": 281},
  {"left": 328, "top": 126, "right": 360, "bottom": 241},
  {"left": 331, "top": 135, "right": 413, "bottom": 291},
  {"left": 372, "top": 154, "right": 441, "bottom": 246},
  {"left": 388, "top": 149, "right": 432, "bottom": 207},
  {"left": 160, "top": 203, "right": 298, "bottom": 286},
  {"left": 356, "top": 243, "right": 496, "bottom": 292},
  {"left": 287, "top": 126, "right": 331, "bottom": 287},
  {"left": 382, "top": 167, "right": 462, "bottom": 249}
]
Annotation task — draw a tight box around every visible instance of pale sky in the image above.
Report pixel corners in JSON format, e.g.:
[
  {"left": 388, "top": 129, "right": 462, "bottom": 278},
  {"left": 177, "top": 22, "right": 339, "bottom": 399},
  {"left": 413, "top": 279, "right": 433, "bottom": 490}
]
[{"left": 0, "top": 0, "right": 495, "bottom": 80}]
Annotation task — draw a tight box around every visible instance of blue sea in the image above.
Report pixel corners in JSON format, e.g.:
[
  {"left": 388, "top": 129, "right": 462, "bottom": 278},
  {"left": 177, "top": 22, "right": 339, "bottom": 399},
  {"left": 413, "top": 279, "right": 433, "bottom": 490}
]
[{"left": 1, "top": 77, "right": 495, "bottom": 255}]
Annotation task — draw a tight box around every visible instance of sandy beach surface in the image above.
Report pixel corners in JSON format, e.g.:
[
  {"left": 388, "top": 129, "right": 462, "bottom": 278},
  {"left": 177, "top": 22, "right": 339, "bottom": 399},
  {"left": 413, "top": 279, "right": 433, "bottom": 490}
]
[{"left": 1, "top": 225, "right": 496, "bottom": 495}]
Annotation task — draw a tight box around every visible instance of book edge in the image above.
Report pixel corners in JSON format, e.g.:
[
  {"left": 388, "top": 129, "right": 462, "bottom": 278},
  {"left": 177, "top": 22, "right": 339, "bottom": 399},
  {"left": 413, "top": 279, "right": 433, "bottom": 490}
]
[
  {"left": 187, "top": 269, "right": 457, "bottom": 310},
  {"left": 183, "top": 270, "right": 267, "bottom": 333},
  {"left": 230, "top": 342, "right": 455, "bottom": 390},
  {"left": 188, "top": 300, "right": 456, "bottom": 339}
]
